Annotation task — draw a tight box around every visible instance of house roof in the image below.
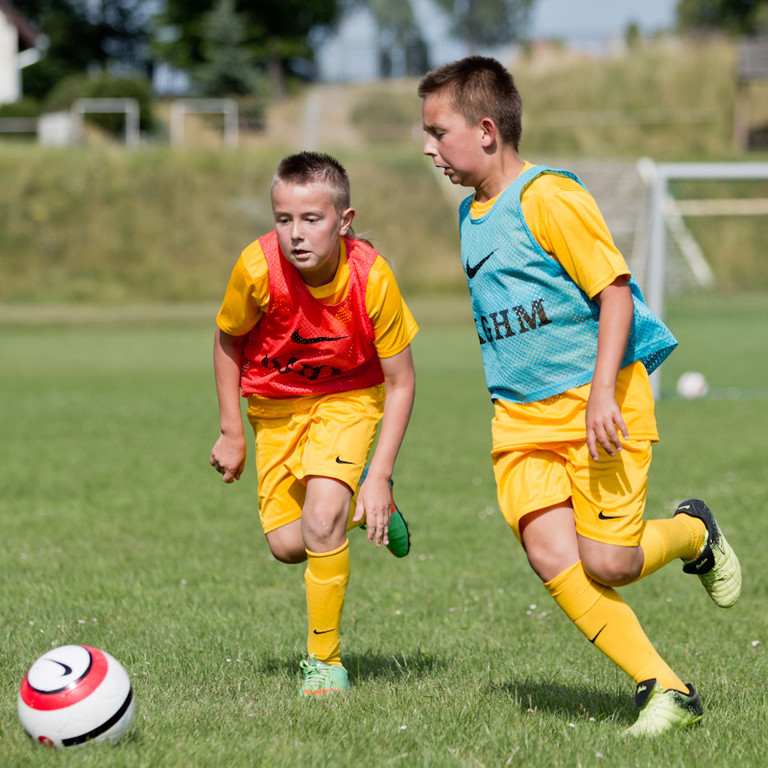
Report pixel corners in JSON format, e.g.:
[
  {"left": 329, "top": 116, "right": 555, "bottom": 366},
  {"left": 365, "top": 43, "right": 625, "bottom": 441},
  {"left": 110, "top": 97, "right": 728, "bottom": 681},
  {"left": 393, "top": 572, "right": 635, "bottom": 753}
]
[{"left": 0, "top": 0, "right": 38, "bottom": 49}]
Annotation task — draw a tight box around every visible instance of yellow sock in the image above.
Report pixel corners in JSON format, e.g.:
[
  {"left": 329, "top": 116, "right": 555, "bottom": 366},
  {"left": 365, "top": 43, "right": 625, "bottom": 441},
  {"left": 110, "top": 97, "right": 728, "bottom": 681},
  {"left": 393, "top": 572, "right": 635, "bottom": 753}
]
[
  {"left": 638, "top": 516, "right": 707, "bottom": 580},
  {"left": 305, "top": 539, "right": 350, "bottom": 666},
  {"left": 545, "top": 561, "right": 687, "bottom": 692}
]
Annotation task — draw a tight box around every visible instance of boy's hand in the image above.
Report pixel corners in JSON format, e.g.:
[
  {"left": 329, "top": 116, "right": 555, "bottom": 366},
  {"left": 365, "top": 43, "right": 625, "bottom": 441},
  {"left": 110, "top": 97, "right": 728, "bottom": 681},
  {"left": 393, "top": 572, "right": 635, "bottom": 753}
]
[
  {"left": 585, "top": 386, "right": 628, "bottom": 461},
  {"left": 209, "top": 433, "right": 247, "bottom": 483},
  {"left": 353, "top": 473, "right": 392, "bottom": 548}
]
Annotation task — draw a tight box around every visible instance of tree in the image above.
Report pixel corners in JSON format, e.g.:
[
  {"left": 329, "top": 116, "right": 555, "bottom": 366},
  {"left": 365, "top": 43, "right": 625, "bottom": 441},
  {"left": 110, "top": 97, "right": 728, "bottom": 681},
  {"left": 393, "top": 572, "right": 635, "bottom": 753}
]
[
  {"left": 15, "top": 0, "right": 154, "bottom": 99},
  {"left": 676, "top": 0, "right": 768, "bottom": 35},
  {"left": 434, "top": 0, "right": 534, "bottom": 54},
  {"left": 194, "top": 0, "right": 260, "bottom": 96},
  {"left": 155, "top": 0, "right": 339, "bottom": 97},
  {"left": 366, "top": 0, "right": 428, "bottom": 75}
]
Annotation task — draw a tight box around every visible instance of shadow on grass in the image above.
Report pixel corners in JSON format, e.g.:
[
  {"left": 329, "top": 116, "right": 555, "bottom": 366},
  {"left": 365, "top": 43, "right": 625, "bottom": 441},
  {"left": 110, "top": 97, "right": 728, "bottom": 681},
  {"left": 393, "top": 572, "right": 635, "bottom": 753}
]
[
  {"left": 488, "top": 677, "right": 632, "bottom": 724},
  {"left": 257, "top": 648, "right": 443, "bottom": 682},
  {"left": 256, "top": 650, "right": 633, "bottom": 724}
]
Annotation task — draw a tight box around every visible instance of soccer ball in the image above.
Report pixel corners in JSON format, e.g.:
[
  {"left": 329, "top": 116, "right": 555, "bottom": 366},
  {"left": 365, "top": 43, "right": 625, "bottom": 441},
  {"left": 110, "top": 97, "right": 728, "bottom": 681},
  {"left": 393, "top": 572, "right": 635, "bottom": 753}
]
[
  {"left": 18, "top": 645, "right": 135, "bottom": 748},
  {"left": 676, "top": 371, "right": 709, "bottom": 400}
]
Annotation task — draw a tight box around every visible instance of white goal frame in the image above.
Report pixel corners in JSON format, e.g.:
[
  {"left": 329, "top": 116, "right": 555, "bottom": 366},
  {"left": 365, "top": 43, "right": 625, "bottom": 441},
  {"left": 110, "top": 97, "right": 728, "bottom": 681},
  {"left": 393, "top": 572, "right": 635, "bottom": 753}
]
[
  {"left": 641, "top": 159, "right": 768, "bottom": 396},
  {"left": 169, "top": 98, "right": 238, "bottom": 148},
  {"left": 71, "top": 98, "right": 140, "bottom": 146}
]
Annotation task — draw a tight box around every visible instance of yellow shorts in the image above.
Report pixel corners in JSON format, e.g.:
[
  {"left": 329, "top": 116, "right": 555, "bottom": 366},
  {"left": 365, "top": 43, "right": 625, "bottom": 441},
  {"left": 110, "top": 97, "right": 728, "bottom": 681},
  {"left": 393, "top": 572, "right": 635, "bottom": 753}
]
[
  {"left": 492, "top": 439, "right": 652, "bottom": 547},
  {"left": 247, "top": 386, "right": 385, "bottom": 534}
]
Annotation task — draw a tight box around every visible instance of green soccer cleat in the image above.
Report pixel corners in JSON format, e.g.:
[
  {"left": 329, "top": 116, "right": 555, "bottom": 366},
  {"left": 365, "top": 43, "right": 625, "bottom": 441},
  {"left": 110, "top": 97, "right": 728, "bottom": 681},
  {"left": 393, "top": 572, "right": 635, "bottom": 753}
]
[
  {"left": 299, "top": 654, "right": 350, "bottom": 697},
  {"left": 624, "top": 679, "right": 703, "bottom": 737},
  {"left": 675, "top": 499, "right": 741, "bottom": 608},
  {"left": 359, "top": 467, "right": 411, "bottom": 558},
  {"left": 386, "top": 502, "right": 411, "bottom": 559}
]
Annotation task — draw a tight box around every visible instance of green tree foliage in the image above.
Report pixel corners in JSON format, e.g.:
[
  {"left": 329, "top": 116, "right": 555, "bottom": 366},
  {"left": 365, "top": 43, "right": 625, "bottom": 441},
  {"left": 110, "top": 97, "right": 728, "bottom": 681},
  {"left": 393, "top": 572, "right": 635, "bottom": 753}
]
[
  {"left": 676, "top": 0, "right": 768, "bottom": 34},
  {"left": 15, "top": 0, "right": 152, "bottom": 100},
  {"left": 434, "top": 0, "right": 534, "bottom": 53},
  {"left": 44, "top": 71, "right": 155, "bottom": 133},
  {"left": 155, "top": 0, "right": 339, "bottom": 95},
  {"left": 194, "top": 0, "right": 261, "bottom": 96},
  {"left": 366, "top": 0, "right": 428, "bottom": 75}
]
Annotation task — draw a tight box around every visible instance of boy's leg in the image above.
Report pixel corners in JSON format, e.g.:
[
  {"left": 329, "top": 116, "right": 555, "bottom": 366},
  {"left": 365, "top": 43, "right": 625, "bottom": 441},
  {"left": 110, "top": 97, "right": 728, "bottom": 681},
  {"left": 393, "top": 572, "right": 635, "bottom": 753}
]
[
  {"left": 300, "top": 476, "right": 353, "bottom": 696},
  {"left": 296, "top": 391, "right": 383, "bottom": 694},
  {"left": 636, "top": 513, "right": 706, "bottom": 579},
  {"left": 302, "top": 476, "right": 353, "bottom": 668},
  {"left": 582, "top": 499, "right": 740, "bottom": 608},
  {"left": 522, "top": 506, "right": 689, "bottom": 694},
  {"left": 569, "top": 440, "right": 707, "bottom": 586},
  {"left": 499, "top": 448, "right": 698, "bottom": 733}
]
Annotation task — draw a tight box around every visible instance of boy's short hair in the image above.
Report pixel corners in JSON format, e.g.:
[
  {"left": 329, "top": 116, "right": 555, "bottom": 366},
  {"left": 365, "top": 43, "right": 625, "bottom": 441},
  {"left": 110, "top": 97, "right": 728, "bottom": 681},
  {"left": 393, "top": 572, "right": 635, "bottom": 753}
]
[
  {"left": 272, "top": 151, "right": 351, "bottom": 213},
  {"left": 418, "top": 56, "right": 523, "bottom": 151}
]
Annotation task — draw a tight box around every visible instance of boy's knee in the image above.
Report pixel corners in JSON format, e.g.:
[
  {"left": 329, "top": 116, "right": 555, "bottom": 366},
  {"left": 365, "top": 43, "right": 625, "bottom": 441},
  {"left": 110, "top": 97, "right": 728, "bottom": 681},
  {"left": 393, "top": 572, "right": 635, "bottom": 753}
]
[
  {"left": 582, "top": 550, "right": 643, "bottom": 587},
  {"left": 268, "top": 543, "right": 306, "bottom": 564},
  {"left": 265, "top": 522, "right": 306, "bottom": 563},
  {"left": 301, "top": 501, "right": 348, "bottom": 550}
]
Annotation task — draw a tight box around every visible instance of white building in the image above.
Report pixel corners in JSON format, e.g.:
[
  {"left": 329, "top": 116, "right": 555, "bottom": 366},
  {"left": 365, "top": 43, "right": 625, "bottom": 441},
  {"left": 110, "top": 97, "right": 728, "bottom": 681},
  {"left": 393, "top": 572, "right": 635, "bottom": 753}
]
[{"left": 0, "top": 0, "right": 38, "bottom": 104}]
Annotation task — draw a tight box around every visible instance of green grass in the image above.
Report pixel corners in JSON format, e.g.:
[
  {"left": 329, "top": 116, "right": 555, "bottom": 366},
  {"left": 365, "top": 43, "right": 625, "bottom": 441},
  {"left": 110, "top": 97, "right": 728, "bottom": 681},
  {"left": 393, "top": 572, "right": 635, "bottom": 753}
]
[
  {"left": 1, "top": 294, "right": 768, "bottom": 766},
  {"left": 0, "top": 143, "right": 461, "bottom": 305}
]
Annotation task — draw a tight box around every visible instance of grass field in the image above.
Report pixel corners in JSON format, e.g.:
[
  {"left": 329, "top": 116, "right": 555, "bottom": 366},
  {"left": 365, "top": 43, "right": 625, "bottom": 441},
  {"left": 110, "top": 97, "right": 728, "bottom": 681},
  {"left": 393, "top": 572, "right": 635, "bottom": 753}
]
[{"left": 1, "top": 294, "right": 768, "bottom": 767}]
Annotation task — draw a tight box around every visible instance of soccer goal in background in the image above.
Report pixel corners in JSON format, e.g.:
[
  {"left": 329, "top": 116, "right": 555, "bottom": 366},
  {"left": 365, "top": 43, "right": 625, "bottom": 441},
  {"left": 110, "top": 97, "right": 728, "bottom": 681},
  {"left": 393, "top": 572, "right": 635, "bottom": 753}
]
[
  {"left": 169, "top": 98, "right": 239, "bottom": 148},
  {"left": 637, "top": 159, "right": 768, "bottom": 397},
  {"left": 71, "top": 98, "right": 140, "bottom": 146}
]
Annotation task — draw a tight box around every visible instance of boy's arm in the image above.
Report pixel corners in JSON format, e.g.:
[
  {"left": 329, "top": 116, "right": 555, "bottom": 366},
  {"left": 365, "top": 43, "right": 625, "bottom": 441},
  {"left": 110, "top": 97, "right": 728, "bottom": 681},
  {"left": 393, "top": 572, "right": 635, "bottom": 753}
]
[
  {"left": 353, "top": 346, "right": 416, "bottom": 547},
  {"left": 210, "top": 327, "right": 248, "bottom": 483},
  {"left": 586, "top": 275, "right": 633, "bottom": 461}
]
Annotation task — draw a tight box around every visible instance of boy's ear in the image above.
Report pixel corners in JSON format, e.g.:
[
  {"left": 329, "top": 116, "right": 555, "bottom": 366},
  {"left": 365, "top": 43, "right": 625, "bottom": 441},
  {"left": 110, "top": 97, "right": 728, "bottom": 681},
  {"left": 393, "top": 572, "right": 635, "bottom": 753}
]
[
  {"left": 339, "top": 207, "right": 355, "bottom": 235},
  {"left": 480, "top": 117, "right": 498, "bottom": 147}
]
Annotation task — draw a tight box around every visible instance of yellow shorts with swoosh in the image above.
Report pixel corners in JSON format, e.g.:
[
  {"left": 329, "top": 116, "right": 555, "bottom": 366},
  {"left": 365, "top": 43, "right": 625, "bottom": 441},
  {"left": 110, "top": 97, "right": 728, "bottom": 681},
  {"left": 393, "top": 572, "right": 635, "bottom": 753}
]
[
  {"left": 493, "top": 438, "right": 652, "bottom": 547},
  {"left": 247, "top": 385, "right": 385, "bottom": 534}
]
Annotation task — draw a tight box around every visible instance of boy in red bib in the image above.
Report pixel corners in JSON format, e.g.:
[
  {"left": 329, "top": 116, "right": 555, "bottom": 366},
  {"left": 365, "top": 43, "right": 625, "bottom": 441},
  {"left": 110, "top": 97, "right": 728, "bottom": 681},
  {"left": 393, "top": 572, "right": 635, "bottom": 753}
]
[{"left": 210, "top": 152, "right": 417, "bottom": 695}]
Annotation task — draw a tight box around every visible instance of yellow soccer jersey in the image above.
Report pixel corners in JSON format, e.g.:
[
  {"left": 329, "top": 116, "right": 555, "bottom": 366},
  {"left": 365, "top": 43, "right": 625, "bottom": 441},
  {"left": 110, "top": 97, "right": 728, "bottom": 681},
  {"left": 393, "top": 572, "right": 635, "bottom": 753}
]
[
  {"left": 470, "top": 162, "right": 630, "bottom": 298},
  {"left": 216, "top": 237, "right": 417, "bottom": 417},
  {"left": 217, "top": 237, "right": 417, "bottom": 360},
  {"left": 472, "top": 162, "right": 657, "bottom": 446}
]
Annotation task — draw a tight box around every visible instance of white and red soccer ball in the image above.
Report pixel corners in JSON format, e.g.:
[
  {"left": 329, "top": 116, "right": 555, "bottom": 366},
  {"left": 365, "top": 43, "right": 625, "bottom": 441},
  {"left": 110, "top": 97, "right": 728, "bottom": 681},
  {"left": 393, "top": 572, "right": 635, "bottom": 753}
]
[
  {"left": 676, "top": 371, "right": 709, "bottom": 400},
  {"left": 18, "top": 645, "right": 134, "bottom": 748}
]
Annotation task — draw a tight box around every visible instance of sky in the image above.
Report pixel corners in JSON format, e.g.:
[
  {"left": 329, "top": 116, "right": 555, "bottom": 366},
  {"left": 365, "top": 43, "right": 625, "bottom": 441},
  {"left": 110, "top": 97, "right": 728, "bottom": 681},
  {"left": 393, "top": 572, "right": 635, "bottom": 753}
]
[{"left": 529, "top": 0, "right": 678, "bottom": 39}]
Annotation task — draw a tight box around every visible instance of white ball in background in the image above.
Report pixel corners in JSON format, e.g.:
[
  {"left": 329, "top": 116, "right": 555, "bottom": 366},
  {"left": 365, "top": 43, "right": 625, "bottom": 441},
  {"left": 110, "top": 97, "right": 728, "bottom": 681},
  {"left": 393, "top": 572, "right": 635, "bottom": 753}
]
[{"left": 676, "top": 371, "right": 709, "bottom": 399}]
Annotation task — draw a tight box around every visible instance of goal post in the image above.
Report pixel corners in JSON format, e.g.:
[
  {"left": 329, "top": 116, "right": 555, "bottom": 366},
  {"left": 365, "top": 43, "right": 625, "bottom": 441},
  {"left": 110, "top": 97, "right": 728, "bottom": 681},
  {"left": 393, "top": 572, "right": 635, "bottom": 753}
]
[
  {"left": 169, "top": 98, "right": 239, "bottom": 148},
  {"left": 639, "top": 159, "right": 768, "bottom": 396},
  {"left": 71, "top": 98, "right": 140, "bottom": 146}
]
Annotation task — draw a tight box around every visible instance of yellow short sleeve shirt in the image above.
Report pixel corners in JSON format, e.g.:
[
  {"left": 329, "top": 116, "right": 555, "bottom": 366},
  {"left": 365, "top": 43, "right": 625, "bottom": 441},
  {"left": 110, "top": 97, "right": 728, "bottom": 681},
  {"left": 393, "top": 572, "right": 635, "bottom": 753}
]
[{"left": 216, "top": 238, "right": 418, "bottom": 359}]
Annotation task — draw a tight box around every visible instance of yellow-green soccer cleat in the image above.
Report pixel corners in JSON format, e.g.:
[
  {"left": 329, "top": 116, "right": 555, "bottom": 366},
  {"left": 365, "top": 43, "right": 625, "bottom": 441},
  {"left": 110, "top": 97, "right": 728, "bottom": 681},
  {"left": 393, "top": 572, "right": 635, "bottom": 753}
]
[
  {"left": 359, "top": 467, "right": 411, "bottom": 558},
  {"left": 624, "top": 679, "right": 703, "bottom": 737},
  {"left": 299, "top": 654, "right": 350, "bottom": 697},
  {"left": 675, "top": 499, "right": 741, "bottom": 608}
]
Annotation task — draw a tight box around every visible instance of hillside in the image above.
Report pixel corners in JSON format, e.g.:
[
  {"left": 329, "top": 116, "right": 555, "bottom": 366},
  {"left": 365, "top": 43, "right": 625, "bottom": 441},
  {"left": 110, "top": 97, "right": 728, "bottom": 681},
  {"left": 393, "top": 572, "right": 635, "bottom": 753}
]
[{"left": 1, "top": 35, "right": 767, "bottom": 308}]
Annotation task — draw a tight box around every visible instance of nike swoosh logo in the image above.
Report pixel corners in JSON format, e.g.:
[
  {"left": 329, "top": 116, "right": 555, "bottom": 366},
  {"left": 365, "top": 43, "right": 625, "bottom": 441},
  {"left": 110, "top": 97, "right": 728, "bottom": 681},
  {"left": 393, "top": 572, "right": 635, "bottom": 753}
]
[
  {"left": 50, "top": 660, "right": 73, "bottom": 676},
  {"left": 291, "top": 330, "right": 348, "bottom": 345},
  {"left": 335, "top": 457, "right": 354, "bottom": 465},
  {"left": 589, "top": 624, "right": 607, "bottom": 644},
  {"left": 598, "top": 511, "right": 623, "bottom": 520},
  {"left": 313, "top": 628, "right": 335, "bottom": 635},
  {"left": 465, "top": 250, "right": 495, "bottom": 279}
]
